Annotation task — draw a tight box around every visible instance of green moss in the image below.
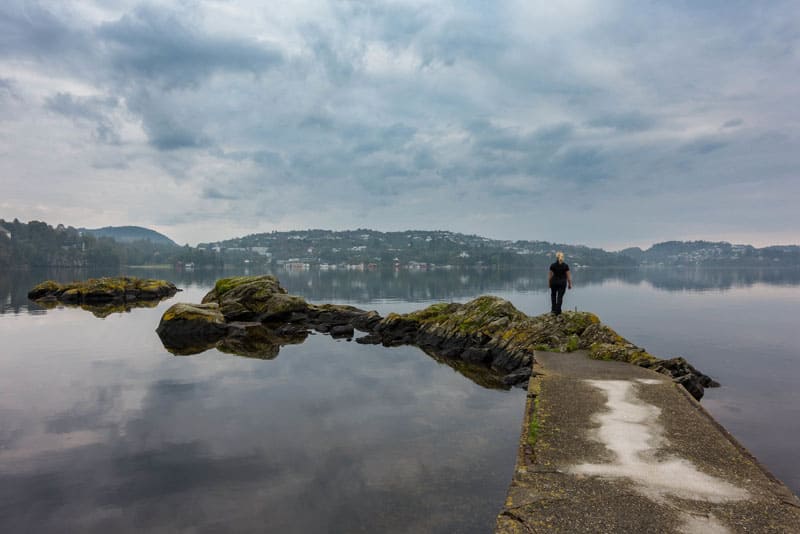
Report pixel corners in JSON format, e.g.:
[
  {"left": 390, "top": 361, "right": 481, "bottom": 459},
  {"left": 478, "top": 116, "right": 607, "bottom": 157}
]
[
  {"left": 213, "top": 275, "right": 280, "bottom": 298},
  {"left": 162, "top": 303, "right": 224, "bottom": 323},
  {"left": 527, "top": 397, "right": 540, "bottom": 446},
  {"left": 565, "top": 334, "right": 580, "bottom": 352},
  {"left": 405, "top": 302, "right": 459, "bottom": 323}
]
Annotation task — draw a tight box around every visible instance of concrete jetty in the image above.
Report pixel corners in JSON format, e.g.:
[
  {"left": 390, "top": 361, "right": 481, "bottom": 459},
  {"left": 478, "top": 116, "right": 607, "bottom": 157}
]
[{"left": 496, "top": 351, "right": 800, "bottom": 533}]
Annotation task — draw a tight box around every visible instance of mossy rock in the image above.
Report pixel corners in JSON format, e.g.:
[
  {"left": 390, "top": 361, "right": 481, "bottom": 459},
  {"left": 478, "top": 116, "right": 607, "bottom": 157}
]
[
  {"left": 27, "top": 280, "right": 63, "bottom": 300},
  {"left": 156, "top": 302, "right": 229, "bottom": 351},
  {"left": 201, "top": 274, "right": 308, "bottom": 321},
  {"left": 28, "top": 277, "right": 178, "bottom": 304}
]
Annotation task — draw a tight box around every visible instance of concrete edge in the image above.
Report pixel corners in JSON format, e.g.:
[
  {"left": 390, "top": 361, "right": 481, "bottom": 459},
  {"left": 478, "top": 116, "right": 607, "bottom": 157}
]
[{"left": 495, "top": 359, "right": 545, "bottom": 530}]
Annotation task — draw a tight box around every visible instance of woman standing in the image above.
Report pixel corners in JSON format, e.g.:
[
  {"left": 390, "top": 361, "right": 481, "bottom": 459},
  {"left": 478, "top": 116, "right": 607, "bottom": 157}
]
[{"left": 548, "top": 252, "right": 572, "bottom": 315}]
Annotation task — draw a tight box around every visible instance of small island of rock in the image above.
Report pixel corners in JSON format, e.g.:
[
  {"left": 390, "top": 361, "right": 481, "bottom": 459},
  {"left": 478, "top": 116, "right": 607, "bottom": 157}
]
[{"left": 29, "top": 276, "right": 179, "bottom": 306}]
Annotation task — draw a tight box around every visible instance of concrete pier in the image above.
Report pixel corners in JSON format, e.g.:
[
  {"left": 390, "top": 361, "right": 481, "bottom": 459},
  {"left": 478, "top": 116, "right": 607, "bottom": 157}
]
[{"left": 496, "top": 351, "right": 800, "bottom": 533}]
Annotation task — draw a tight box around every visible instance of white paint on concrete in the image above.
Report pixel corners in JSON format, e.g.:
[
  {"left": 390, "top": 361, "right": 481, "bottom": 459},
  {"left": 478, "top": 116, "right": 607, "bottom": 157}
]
[
  {"left": 678, "top": 512, "right": 732, "bottom": 534},
  {"left": 569, "top": 379, "right": 749, "bottom": 505}
]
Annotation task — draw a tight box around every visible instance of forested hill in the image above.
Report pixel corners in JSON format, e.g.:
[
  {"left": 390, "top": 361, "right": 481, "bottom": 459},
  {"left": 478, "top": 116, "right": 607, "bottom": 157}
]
[
  {"left": 1, "top": 219, "right": 798, "bottom": 269},
  {"left": 0, "top": 219, "right": 218, "bottom": 269},
  {"left": 81, "top": 226, "right": 177, "bottom": 246},
  {"left": 199, "top": 229, "right": 630, "bottom": 268},
  {"left": 620, "top": 241, "right": 800, "bottom": 266}
]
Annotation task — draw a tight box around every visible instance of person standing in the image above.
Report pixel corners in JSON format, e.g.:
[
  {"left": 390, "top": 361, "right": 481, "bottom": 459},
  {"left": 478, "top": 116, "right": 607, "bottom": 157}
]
[{"left": 548, "top": 252, "right": 572, "bottom": 315}]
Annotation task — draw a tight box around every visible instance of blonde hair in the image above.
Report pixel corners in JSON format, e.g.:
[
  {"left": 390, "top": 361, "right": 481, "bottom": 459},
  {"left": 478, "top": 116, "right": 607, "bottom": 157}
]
[{"left": 556, "top": 251, "right": 565, "bottom": 263}]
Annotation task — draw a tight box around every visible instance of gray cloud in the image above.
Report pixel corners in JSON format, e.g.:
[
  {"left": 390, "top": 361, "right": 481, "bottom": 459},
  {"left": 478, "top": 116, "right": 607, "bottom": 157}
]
[
  {"left": 96, "top": 4, "right": 284, "bottom": 90},
  {"left": 587, "top": 112, "right": 657, "bottom": 132},
  {"left": 45, "top": 92, "right": 120, "bottom": 143},
  {"left": 0, "top": 0, "right": 798, "bottom": 246}
]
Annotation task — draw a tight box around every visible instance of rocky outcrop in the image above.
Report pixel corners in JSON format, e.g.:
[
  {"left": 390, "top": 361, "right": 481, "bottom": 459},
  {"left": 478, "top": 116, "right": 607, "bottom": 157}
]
[
  {"left": 29, "top": 277, "right": 178, "bottom": 304},
  {"left": 201, "top": 275, "right": 307, "bottom": 322},
  {"left": 361, "top": 296, "right": 718, "bottom": 399},
  {"left": 28, "top": 276, "right": 179, "bottom": 317},
  {"left": 156, "top": 275, "right": 718, "bottom": 399},
  {"left": 157, "top": 275, "right": 381, "bottom": 359}
]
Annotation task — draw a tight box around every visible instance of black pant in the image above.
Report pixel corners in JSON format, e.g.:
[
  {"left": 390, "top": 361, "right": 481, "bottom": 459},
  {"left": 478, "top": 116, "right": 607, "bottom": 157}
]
[{"left": 550, "top": 282, "right": 567, "bottom": 314}]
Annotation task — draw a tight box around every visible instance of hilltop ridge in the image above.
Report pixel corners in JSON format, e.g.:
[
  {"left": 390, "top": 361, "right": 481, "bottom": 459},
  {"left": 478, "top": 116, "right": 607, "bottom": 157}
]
[{"left": 81, "top": 226, "right": 177, "bottom": 247}]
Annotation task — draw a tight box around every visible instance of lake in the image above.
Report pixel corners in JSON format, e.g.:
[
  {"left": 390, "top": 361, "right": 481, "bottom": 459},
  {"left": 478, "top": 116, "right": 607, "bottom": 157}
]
[{"left": 1, "top": 266, "right": 799, "bottom": 532}]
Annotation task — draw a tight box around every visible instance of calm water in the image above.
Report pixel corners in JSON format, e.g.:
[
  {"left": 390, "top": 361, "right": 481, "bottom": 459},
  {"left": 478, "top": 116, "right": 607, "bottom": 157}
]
[{"left": 1, "top": 267, "right": 799, "bottom": 532}]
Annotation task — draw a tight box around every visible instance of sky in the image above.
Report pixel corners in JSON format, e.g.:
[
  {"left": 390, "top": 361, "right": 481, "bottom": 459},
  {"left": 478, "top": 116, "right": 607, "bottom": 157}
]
[{"left": 1, "top": 1, "right": 798, "bottom": 249}]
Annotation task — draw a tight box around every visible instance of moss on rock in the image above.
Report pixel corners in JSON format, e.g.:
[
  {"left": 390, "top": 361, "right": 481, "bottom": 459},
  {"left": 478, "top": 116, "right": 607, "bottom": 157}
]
[
  {"left": 28, "top": 277, "right": 178, "bottom": 306},
  {"left": 201, "top": 274, "right": 307, "bottom": 321}
]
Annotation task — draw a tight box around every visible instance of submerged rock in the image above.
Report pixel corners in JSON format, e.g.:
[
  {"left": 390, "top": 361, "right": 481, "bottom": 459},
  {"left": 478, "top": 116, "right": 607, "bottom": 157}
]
[{"left": 29, "top": 277, "right": 179, "bottom": 305}]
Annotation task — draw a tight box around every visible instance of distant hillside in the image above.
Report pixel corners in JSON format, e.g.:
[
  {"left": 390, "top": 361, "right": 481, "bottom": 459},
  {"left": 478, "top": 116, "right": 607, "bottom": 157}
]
[
  {"left": 198, "top": 231, "right": 800, "bottom": 268},
  {"left": 0, "top": 219, "right": 218, "bottom": 269},
  {"left": 82, "top": 226, "right": 177, "bottom": 246},
  {"left": 2, "top": 218, "right": 798, "bottom": 269},
  {"left": 199, "top": 229, "right": 633, "bottom": 268},
  {"left": 633, "top": 241, "right": 800, "bottom": 266}
]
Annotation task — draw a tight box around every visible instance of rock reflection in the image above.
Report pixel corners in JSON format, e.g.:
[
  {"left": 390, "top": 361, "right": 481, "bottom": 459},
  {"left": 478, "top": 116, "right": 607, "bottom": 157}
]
[
  {"left": 160, "top": 321, "right": 512, "bottom": 391},
  {"left": 164, "top": 323, "right": 310, "bottom": 359},
  {"left": 421, "top": 347, "right": 511, "bottom": 390},
  {"left": 35, "top": 298, "right": 162, "bottom": 318}
]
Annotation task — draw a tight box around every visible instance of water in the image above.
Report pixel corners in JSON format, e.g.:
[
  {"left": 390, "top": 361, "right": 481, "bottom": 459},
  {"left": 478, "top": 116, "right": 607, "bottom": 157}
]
[{"left": 1, "top": 267, "right": 799, "bottom": 532}]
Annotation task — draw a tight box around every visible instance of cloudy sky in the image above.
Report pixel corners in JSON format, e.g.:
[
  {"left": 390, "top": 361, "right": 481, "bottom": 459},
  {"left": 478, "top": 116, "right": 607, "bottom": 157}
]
[{"left": 1, "top": 1, "right": 798, "bottom": 248}]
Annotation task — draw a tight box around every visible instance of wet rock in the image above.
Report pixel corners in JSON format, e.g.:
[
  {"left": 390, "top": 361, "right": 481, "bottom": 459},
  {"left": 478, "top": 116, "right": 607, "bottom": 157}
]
[
  {"left": 355, "top": 333, "right": 382, "bottom": 345},
  {"left": 502, "top": 366, "right": 533, "bottom": 387},
  {"left": 651, "top": 357, "right": 720, "bottom": 400},
  {"left": 462, "top": 347, "right": 492, "bottom": 364},
  {"left": 158, "top": 275, "right": 382, "bottom": 355},
  {"left": 330, "top": 324, "right": 354, "bottom": 338},
  {"left": 371, "top": 296, "right": 717, "bottom": 397},
  {"left": 156, "top": 302, "right": 229, "bottom": 352}
]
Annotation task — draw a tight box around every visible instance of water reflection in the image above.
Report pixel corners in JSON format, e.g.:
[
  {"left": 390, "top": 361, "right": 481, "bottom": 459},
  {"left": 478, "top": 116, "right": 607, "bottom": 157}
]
[
  {"left": 0, "top": 330, "right": 524, "bottom": 533},
  {"left": 4, "top": 266, "right": 800, "bottom": 315},
  {"left": 160, "top": 320, "right": 513, "bottom": 391}
]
